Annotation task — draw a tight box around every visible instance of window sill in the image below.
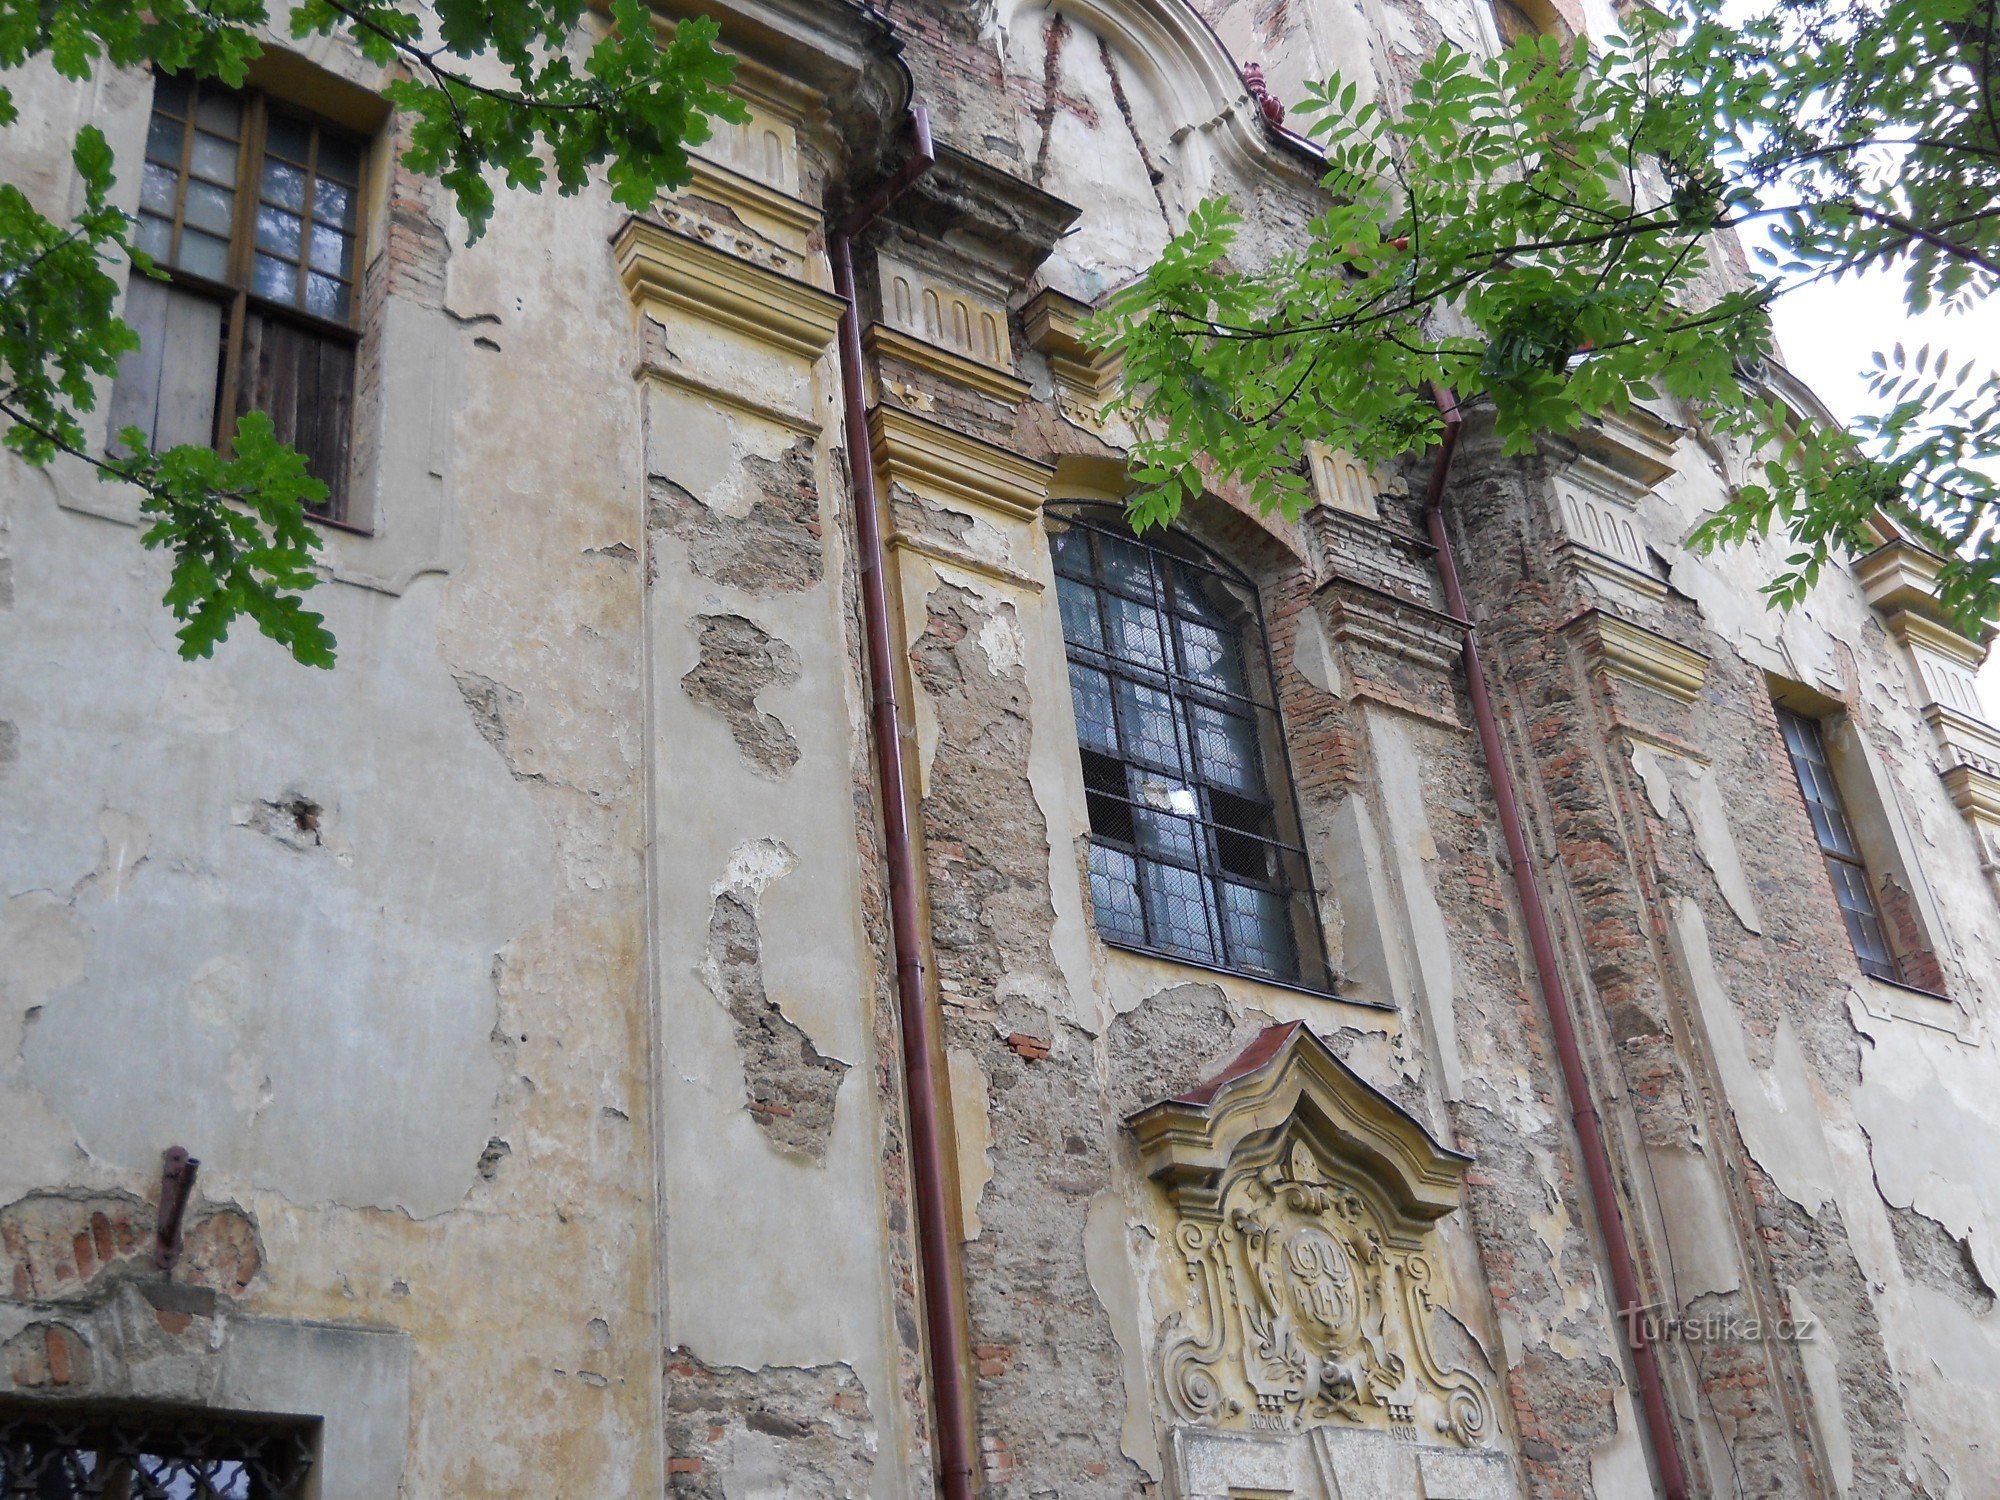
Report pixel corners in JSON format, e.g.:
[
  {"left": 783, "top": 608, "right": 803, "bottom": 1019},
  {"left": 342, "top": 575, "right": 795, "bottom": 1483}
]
[
  {"left": 1100, "top": 937, "right": 1371, "bottom": 1007},
  {"left": 1853, "top": 973, "right": 1979, "bottom": 1044},
  {"left": 308, "top": 510, "right": 374, "bottom": 538}
]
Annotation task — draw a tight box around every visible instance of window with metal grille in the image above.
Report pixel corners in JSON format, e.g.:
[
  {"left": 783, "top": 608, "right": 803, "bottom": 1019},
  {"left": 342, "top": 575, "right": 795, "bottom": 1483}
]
[
  {"left": 0, "top": 1399, "right": 315, "bottom": 1498},
  {"left": 108, "top": 73, "right": 367, "bottom": 522},
  {"left": 1775, "top": 706, "right": 1899, "bottom": 981},
  {"left": 1050, "top": 506, "right": 1331, "bottom": 990}
]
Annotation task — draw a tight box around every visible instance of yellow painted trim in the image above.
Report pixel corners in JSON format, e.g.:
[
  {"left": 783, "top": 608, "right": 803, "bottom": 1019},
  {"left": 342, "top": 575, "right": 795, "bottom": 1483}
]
[
  {"left": 1943, "top": 762, "right": 2000, "bottom": 823},
  {"left": 1568, "top": 610, "right": 1709, "bottom": 703},
  {"left": 887, "top": 532, "right": 1043, "bottom": 593},
  {"left": 681, "top": 157, "right": 819, "bottom": 243},
  {"left": 1925, "top": 703, "right": 2000, "bottom": 770},
  {"left": 1854, "top": 539, "right": 1997, "bottom": 643},
  {"left": 865, "top": 325, "right": 1032, "bottom": 405},
  {"left": 1125, "top": 1022, "right": 1471, "bottom": 1227},
  {"left": 869, "top": 405, "right": 1055, "bottom": 524},
  {"left": 634, "top": 358, "right": 821, "bottom": 436},
  {"left": 1884, "top": 607, "right": 1990, "bottom": 670},
  {"left": 613, "top": 216, "right": 844, "bottom": 360}
]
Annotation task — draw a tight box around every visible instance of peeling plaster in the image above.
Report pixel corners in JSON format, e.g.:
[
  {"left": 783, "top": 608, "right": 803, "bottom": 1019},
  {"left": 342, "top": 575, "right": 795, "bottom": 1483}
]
[
  {"left": 1789, "top": 1284, "right": 1856, "bottom": 1494},
  {"left": 1084, "top": 1190, "right": 1163, "bottom": 1479},
  {"left": 3, "top": 566, "right": 555, "bottom": 1217},
  {"left": 1671, "top": 899, "right": 1837, "bottom": 1216},
  {"left": 1587, "top": 1388, "right": 1656, "bottom": 1500},
  {"left": 946, "top": 1046, "right": 994, "bottom": 1239},
  {"left": 1676, "top": 768, "right": 1762, "bottom": 935},
  {"left": 1645, "top": 1147, "right": 1744, "bottom": 1304},
  {"left": 1366, "top": 712, "right": 1463, "bottom": 1095},
  {"left": 1628, "top": 740, "right": 1761, "bottom": 932},
  {"left": 1850, "top": 996, "right": 2000, "bottom": 1298}
]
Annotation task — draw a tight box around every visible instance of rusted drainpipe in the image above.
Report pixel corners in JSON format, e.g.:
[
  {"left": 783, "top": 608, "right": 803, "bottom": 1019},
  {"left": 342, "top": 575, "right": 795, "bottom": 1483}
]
[
  {"left": 827, "top": 107, "right": 977, "bottom": 1500},
  {"left": 1421, "top": 387, "right": 1689, "bottom": 1500}
]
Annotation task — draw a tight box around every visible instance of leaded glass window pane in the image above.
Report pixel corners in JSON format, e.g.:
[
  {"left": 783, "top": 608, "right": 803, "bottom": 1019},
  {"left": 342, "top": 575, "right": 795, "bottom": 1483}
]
[
  {"left": 1776, "top": 706, "right": 1900, "bottom": 983},
  {"left": 1050, "top": 508, "right": 1330, "bottom": 989}
]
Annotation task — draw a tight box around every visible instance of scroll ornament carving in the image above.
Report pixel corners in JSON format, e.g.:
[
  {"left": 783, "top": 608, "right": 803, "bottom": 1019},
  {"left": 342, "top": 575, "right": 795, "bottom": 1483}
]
[{"left": 1130, "top": 1023, "right": 1496, "bottom": 1450}]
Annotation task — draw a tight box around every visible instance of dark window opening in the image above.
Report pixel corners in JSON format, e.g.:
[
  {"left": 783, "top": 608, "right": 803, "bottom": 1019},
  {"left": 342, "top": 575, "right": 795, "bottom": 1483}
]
[
  {"left": 1775, "top": 706, "right": 1899, "bottom": 982},
  {"left": 0, "top": 1399, "right": 315, "bottom": 1499},
  {"left": 1051, "top": 505, "right": 1331, "bottom": 990},
  {"left": 109, "top": 73, "right": 367, "bottom": 523}
]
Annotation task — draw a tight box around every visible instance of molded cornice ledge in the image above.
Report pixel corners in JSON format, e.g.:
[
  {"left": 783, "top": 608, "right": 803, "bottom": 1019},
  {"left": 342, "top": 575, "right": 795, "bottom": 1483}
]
[
  {"left": 1566, "top": 608, "right": 1710, "bottom": 704},
  {"left": 614, "top": 216, "right": 845, "bottom": 358},
  {"left": 646, "top": 0, "right": 910, "bottom": 184},
  {"left": 1125, "top": 1021, "right": 1471, "bottom": 1230},
  {"left": 1855, "top": 539, "right": 1999, "bottom": 646},
  {"left": 874, "top": 145, "right": 1081, "bottom": 296},
  {"left": 869, "top": 405, "right": 1056, "bottom": 524}
]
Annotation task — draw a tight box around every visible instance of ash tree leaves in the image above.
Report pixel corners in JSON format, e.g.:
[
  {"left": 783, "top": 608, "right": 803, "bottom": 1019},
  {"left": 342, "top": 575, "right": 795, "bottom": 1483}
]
[
  {"left": 293, "top": 0, "right": 743, "bottom": 241},
  {"left": 1091, "top": 0, "right": 2000, "bottom": 631},
  {"left": 0, "top": 0, "right": 740, "bottom": 665}
]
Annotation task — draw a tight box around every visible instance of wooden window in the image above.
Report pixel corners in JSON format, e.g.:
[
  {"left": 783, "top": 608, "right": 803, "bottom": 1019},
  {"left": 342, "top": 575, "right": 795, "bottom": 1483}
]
[
  {"left": 1775, "top": 707, "right": 1900, "bottom": 982},
  {"left": 1049, "top": 505, "right": 1333, "bottom": 991},
  {"left": 110, "top": 73, "right": 367, "bottom": 523}
]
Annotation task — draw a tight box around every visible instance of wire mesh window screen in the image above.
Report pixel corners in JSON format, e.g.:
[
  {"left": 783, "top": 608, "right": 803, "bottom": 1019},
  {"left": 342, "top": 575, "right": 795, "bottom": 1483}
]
[
  {"left": 0, "top": 1400, "right": 315, "bottom": 1499},
  {"left": 1050, "top": 506, "right": 1331, "bottom": 990},
  {"left": 1775, "top": 707, "right": 1899, "bottom": 982}
]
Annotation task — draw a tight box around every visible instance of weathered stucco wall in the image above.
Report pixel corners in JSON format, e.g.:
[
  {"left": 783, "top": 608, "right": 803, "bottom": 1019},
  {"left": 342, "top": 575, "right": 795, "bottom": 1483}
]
[{"left": 7, "top": 0, "right": 2000, "bottom": 1496}]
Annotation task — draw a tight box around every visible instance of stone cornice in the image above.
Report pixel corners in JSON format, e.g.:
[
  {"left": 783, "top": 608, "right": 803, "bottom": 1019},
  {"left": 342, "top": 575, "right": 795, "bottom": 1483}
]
[
  {"left": 646, "top": 0, "right": 910, "bottom": 187},
  {"left": 613, "top": 216, "right": 845, "bottom": 359},
  {"left": 1854, "top": 539, "right": 1998, "bottom": 645},
  {"left": 1125, "top": 1021, "right": 1471, "bottom": 1228},
  {"left": 865, "top": 324, "right": 1032, "bottom": 406},
  {"left": 877, "top": 144, "right": 1080, "bottom": 295},
  {"left": 1942, "top": 761, "right": 2000, "bottom": 822},
  {"left": 1567, "top": 609, "right": 1709, "bottom": 704},
  {"left": 1886, "top": 606, "right": 1990, "bottom": 669},
  {"left": 1021, "top": 287, "right": 1124, "bottom": 432},
  {"left": 1316, "top": 575, "right": 1467, "bottom": 676},
  {"left": 869, "top": 405, "right": 1055, "bottom": 524},
  {"left": 1926, "top": 703, "right": 2000, "bottom": 776}
]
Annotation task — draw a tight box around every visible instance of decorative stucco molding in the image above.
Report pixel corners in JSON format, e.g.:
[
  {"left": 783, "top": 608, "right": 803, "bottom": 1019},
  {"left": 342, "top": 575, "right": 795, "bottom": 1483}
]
[
  {"left": 1852, "top": 539, "right": 2000, "bottom": 862},
  {"left": 1022, "top": 287, "right": 1124, "bottom": 433},
  {"left": 1854, "top": 538, "right": 1957, "bottom": 620},
  {"left": 1307, "top": 443, "right": 1383, "bottom": 520},
  {"left": 1567, "top": 609, "right": 1710, "bottom": 704},
  {"left": 1127, "top": 1023, "right": 1496, "bottom": 1449},
  {"left": 865, "top": 324, "right": 1032, "bottom": 407},
  {"left": 1550, "top": 407, "right": 1680, "bottom": 605},
  {"left": 612, "top": 216, "right": 844, "bottom": 360},
  {"left": 869, "top": 405, "right": 1055, "bottom": 525}
]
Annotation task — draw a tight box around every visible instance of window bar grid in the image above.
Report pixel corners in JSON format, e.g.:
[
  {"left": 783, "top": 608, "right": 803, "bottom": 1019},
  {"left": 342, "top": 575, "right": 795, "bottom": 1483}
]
[
  {"left": 1775, "top": 706, "right": 1899, "bottom": 982},
  {"left": 1052, "top": 505, "right": 1332, "bottom": 991},
  {"left": 0, "top": 1399, "right": 315, "bottom": 1499}
]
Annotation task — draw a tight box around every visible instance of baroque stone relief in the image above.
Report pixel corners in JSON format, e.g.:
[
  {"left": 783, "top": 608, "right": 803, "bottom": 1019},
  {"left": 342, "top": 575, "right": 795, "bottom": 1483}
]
[{"left": 1127, "top": 1023, "right": 1497, "bottom": 1454}]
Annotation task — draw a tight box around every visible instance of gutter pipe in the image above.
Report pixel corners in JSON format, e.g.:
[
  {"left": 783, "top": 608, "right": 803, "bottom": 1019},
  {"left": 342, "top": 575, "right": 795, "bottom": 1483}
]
[
  {"left": 827, "top": 107, "right": 978, "bottom": 1500},
  {"left": 1421, "top": 387, "right": 1689, "bottom": 1500}
]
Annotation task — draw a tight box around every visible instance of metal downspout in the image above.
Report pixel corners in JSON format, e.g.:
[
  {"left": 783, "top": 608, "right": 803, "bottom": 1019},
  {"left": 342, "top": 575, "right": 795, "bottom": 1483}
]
[
  {"left": 1421, "top": 387, "right": 1690, "bottom": 1500},
  {"left": 826, "top": 107, "right": 978, "bottom": 1500}
]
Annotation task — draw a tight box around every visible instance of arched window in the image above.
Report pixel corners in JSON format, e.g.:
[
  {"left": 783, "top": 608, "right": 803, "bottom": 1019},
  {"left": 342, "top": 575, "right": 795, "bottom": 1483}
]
[{"left": 1049, "top": 505, "right": 1331, "bottom": 990}]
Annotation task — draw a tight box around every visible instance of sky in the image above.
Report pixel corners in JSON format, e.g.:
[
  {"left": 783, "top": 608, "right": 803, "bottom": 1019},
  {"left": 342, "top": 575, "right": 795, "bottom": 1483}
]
[{"left": 1763, "top": 275, "right": 2000, "bottom": 714}]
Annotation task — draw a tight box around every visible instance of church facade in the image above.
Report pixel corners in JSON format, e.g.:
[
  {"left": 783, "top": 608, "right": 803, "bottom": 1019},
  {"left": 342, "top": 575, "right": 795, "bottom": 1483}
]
[{"left": 4, "top": 0, "right": 2000, "bottom": 1495}]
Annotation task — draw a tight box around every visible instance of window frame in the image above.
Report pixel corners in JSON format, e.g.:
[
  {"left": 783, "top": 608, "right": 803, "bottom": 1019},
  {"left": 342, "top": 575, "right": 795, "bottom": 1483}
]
[
  {"left": 1048, "top": 502, "right": 1335, "bottom": 994},
  {"left": 132, "top": 71, "right": 370, "bottom": 519},
  {"left": 0, "top": 1395, "right": 318, "bottom": 1497},
  {"left": 1774, "top": 704, "right": 1901, "bottom": 983}
]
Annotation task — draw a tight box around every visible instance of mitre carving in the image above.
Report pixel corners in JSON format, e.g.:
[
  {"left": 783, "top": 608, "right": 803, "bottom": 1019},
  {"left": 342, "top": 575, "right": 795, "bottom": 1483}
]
[{"left": 1126, "top": 1023, "right": 1495, "bottom": 1449}]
